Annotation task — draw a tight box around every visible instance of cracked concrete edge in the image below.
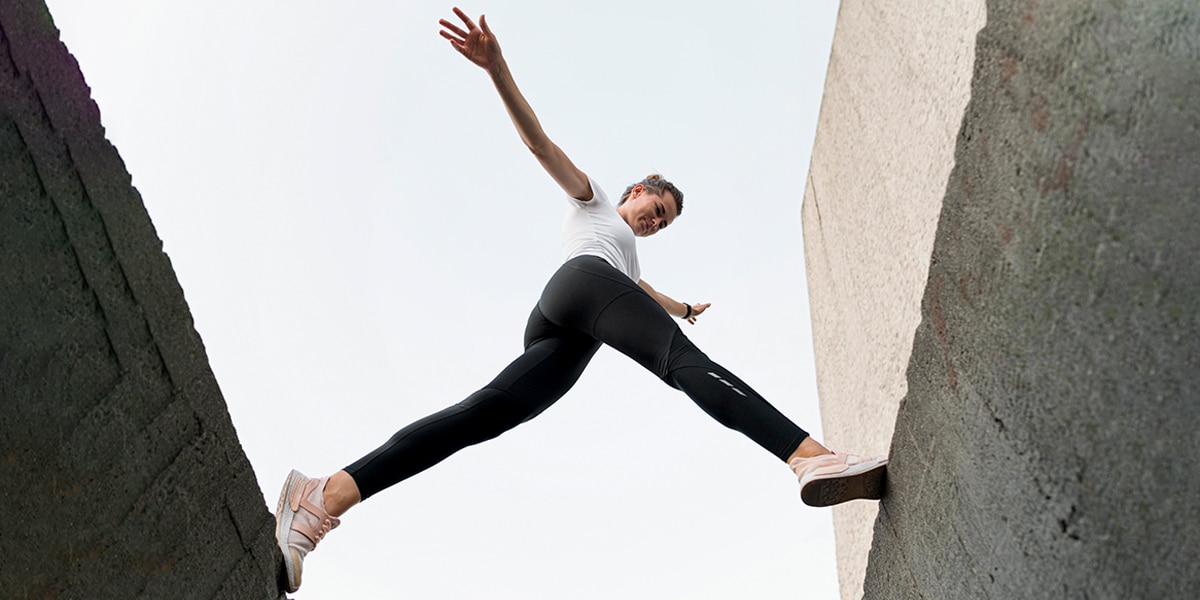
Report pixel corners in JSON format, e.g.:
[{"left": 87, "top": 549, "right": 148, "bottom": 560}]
[
  {"left": 800, "top": 1, "right": 986, "bottom": 598},
  {"left": 0, "top": 1, "right": 286, "bottom": 597}
]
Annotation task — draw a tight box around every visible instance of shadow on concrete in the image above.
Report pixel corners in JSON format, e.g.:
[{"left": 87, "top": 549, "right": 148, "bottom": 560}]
[
  {"left": 865, "top": 1, "right": 1199, "bottom": 598},
  {"left": 0, "top": 2, "right": 286, "bottom": 597}
]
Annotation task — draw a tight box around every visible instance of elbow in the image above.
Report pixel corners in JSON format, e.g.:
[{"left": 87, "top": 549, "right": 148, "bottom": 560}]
[{"left": 526, "top": 139, "right": 555, "bottom": 159}]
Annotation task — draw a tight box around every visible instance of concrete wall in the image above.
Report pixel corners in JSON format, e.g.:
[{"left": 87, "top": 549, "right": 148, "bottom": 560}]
[
  {"left": 801, "top": 2, "right": 986, "bottom": 597},
  {"left": 805, "top": 0, "right": 1200, "bottom": 598},
  {"left": 863, "top": 1, "right": 1200, "bottom": 597},
  {"left": 0, "top": 2, "right": 285, "bottom": 597}
]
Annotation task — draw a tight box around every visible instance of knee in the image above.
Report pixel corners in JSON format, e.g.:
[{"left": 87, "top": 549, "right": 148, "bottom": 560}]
[
  {"left": 665, "top": 336, "right": 714, "bottom": 375},
  {"left": 465, "top": 384, "right": 558, "bottom": 426},
  {"left": 455, "top": 387, "right": 537, "bottom": 439},
  {"left": 663, "top": 365, "right": 746, "bottom": 423}
]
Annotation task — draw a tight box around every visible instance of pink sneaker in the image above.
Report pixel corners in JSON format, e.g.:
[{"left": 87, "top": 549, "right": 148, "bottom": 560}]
[
  {"left": 789, "top": 452, "right": 888, "bottom": 507},
  {"left": 275, "top": 469, "right": 340, "bottom": 592}
]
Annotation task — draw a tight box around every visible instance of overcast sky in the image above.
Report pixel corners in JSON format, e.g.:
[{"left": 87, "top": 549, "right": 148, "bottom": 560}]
[{"left": 47, "top": 1, "right": 844, "bottom": 598}]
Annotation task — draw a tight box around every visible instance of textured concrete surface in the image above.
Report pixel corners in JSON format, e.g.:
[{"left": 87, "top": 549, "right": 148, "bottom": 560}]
[
  {"left": 0, "top": 2, "right": 286, "bottom": 597},
  {"left": 860, "top": 1, "right": 1200, "bottom": 599},
  {"left": 801, "top": 2, "right": 986, "bottom": 598}
]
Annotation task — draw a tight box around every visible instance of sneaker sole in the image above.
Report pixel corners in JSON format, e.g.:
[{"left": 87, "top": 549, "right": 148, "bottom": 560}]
[
  {"left": 275, "top": 469, "right": 305, "bottom": 593},
  {"left": 800, "top": 459, "right": 888, "bottom": 507}
]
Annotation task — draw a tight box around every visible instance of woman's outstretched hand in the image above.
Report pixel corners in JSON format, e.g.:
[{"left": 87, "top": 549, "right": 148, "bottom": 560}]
[
  {"left": 439, "top": 7, "right": 502, "bottom": 71},
  {"left": 686, "top": 302, "right": 711, "bottom": 325}
]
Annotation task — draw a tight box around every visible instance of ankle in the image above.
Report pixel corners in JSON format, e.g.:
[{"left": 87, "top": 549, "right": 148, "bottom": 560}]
[
  {"left": 787, "top": 437, "right": 833, "bottom": 462},
  {"left": 322, "top": 470, "right": 362, "bottom": 517}
]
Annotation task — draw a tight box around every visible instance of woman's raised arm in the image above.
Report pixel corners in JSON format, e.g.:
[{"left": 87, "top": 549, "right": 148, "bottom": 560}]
[{"left": 439, "top": 7, "right": 592, "bottom": 201}]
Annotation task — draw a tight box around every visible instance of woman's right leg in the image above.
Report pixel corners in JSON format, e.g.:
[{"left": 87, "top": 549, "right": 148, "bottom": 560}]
[
  {"left": 276, "top": 306, "right": 599, "bottom": 592},
  {"left": 343, "top": 307, "right": 601, "bottom": 501}
]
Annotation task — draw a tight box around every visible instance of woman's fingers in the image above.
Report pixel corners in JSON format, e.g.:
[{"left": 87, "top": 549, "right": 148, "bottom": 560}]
[
  {"left": 439, "top": 20, "right": 469, "bottom": 41},
  {"left": 439, "top": 8, "right": 498, "bottom": 69},
  {"left": 444, "top": 37, "right": 470, "bottom": 58},
  {"left": 684, "top": 303, "right": 711, "bottom": 324},
  {"left": 452, "top": 6, "right": 476, "bottom": 31},
  {"left": 440, "top": 10, "right": 491, "bottom": 50}
]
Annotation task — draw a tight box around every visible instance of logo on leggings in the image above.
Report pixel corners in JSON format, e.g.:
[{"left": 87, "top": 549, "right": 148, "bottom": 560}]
[{"left": 708, "top": 372, "right": 747, "bottom": 397}]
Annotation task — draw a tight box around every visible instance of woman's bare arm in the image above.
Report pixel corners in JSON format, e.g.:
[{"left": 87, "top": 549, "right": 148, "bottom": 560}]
[
  {"left": 638, "top": 279, "right": 710, "bottom": 325},
  {"left": 439, "top": 8, "right": 592, "bottom": 201}
]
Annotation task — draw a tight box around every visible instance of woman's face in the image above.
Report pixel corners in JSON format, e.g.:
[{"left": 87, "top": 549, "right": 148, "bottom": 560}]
[{"left": 617, "top": 185, "right": 679, "bottom": 237}]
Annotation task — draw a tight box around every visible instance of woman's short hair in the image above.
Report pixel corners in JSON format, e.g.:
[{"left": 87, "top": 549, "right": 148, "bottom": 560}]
[{"left": 619, "top": 174, "right": 684, "bottom": 216}]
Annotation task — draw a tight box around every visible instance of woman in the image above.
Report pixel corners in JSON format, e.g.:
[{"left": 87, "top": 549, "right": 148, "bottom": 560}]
[{"left": 274, "top": 8, "right": 887, "bottom": 593}]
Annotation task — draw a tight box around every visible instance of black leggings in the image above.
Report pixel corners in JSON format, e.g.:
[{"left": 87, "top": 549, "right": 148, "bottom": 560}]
[{"left": 345, "top": 256, "right": 809, "bottom": 500}]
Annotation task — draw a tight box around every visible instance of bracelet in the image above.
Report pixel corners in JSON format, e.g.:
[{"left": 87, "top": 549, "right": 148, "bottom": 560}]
[{"left": 683, "top": 303, "right": 692, "bottom": 319}]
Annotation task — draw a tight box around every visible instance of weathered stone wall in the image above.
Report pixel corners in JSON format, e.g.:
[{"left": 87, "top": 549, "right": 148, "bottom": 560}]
[
  {"left": 853, "top": 1, "right": 1199, "bottom": 598},
  {"left": 0, "top": 2, "right": 284, "bottom": 597}
]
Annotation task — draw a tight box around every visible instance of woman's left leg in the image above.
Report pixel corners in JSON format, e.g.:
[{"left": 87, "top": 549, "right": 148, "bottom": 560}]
[
  {"left": 538, "top": 258, "right": 886, "bottom": 508},
  {"left": 538, "top": 257, "right": 810, "bottom": 461}
]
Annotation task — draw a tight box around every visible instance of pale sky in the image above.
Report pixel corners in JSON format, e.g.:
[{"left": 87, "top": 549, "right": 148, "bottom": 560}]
[{"left": 47, "top": 2, "right": 844, "bottom": 598}]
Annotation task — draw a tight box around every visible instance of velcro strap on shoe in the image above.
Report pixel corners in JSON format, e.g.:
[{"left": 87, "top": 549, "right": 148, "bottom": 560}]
[
  {"left": 810, "top": 463, "right": 851, "bottom": 477},
  {"left": 291, "top": 498, "right": 339, "bottom": 547},
  {"left": 289, "top": 476, "right": 317, "bottom": 513}
]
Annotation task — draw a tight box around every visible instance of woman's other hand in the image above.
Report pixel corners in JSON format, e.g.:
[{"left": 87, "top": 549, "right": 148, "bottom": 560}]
[{"left": 685, "top": 302, "right": 711, "bottom": 325}]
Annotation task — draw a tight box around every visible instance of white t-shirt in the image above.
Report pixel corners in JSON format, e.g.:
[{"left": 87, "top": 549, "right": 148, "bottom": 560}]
[{"left": 561, "top": 177, "right": 640, "bottom": 282}]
